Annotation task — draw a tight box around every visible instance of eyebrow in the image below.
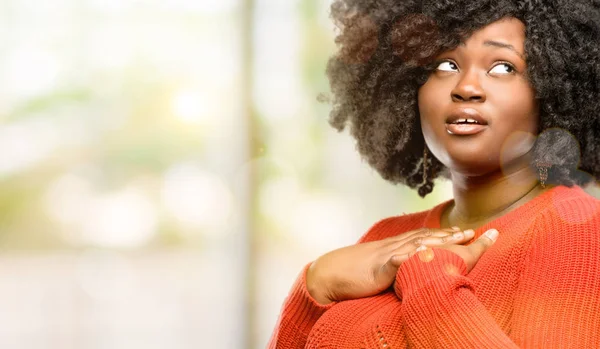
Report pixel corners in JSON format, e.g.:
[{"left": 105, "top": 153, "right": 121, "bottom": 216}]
[{"left": 483, "top": 40, "right": 526, "bottom": 60}]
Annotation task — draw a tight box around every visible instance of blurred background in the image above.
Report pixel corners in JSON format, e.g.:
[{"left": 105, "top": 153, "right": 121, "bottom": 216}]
[{"left": 0, "top": 0, "right": 598, "bottom": 348}]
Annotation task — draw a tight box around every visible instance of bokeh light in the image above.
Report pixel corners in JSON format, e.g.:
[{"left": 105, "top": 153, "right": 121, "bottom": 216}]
[{"left": 162, "top": 163, "right": 235, "bottom": 238}]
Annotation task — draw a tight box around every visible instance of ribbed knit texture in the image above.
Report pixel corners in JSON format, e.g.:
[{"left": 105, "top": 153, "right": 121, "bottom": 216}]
[{"left": 268, "top": 185, "right": 600, "bottom": 348}]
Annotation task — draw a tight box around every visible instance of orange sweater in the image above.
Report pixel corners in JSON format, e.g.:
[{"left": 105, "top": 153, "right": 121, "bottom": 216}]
[{"left": 268, "top": 185, "right": 600, "bottom": 348}]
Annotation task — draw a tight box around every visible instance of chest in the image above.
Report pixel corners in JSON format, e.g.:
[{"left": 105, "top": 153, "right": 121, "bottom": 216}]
[{"left": 305, "top": 234, "right": 530, "bottom": 348}]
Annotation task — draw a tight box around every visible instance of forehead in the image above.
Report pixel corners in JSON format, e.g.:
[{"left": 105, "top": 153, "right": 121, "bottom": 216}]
[{"left": 462, "top": 17, "right": 526, "bottom": 51}]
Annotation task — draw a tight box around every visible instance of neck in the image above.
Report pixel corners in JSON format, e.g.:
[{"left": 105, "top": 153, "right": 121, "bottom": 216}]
[{"left": 445, "top": 160, "right": 543, "bottom": 230}]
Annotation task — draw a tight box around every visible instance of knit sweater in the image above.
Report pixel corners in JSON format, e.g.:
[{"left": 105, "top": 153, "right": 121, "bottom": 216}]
[{"left": 268, "top": 185, "right": 600, "bottom": 348}]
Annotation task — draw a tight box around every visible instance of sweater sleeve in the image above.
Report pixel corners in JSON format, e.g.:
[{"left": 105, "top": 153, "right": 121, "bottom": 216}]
[
  {"left": 396, "top": 248, "right": 519, "bottom": 348},
  {"left": 267, "top": 217, "right": 403, "bottom": 348},
  {"left": 396, "top": 198, "right": 600, "bottom": 348},
  {"left": 267, "top": 263, "right": 337, "bottom": 349}
]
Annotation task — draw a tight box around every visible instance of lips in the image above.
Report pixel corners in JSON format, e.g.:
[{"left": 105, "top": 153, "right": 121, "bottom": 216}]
[{"left": 445, "top": 108, "right": 489, "bottom": 135}]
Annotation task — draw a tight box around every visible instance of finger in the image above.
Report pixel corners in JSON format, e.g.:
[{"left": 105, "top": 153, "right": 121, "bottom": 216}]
[
  {"left": 392, "top": 226, "right": 460, "bottom": 243},
  {"left": 408, "top": 227, "right": 459, "bottom": 238},
  {"left": 407, "top": 235, "right": 451, "bottom": 249},
  {"left": 423, "top": 229, "right": 475, "bottom": 247},
  {"left": 468, "top": 228, "right": 499, "bottom": 258},
  {"left": 382, "top": 231, "right": 448, "bottom": 248},
  {"left": 393, "top": 228, "right": 473, "bottom": 251},
  {"left": 381, "top": 253, "right": 405, "bottom": 277},
  {"left": 452, "top": 229, "right": 476, "bottom": 245},
  {"left": 383, "top": 227, "right": 465, "bottom": 252},
  {"left": 387, "top": 235, "right": 443, "bottom": 262}
]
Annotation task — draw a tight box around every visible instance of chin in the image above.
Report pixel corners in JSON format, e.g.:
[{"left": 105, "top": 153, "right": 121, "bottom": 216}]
[
  {"left": 447, "top": 162, "right": 498, "bottom": 177},
  {"left": 436, "top": 148, "right": 501, "bottom": 177}
]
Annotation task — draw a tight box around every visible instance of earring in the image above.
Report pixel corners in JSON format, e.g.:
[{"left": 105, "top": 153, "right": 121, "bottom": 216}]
[
  {"left": 535, "top": 160, "right": 551, "bottom": 188},
  {"left": 422, "top": 146, "right": 428, "bottom": 184},
  {"left": 418, "top": 146, "right": 433, "bottom": 197}
]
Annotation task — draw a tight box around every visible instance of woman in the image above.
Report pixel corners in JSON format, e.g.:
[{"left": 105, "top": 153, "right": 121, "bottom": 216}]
[{"left": 269, "top": 0, "right": 600, "bottom": 347}]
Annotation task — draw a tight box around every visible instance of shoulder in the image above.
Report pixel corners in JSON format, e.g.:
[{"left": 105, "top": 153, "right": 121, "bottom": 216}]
[
  {"left": 521, "top": 187, "right": 600, "bottom": 286},
  {"left": 531, "top": 185, "right": 600, "bottom": 247},
  {"left": 535, "top": 186, "right": 600, "bottom": 230},
  {"left": 357, "top": 209, "right": 431, "bottom": 244}
]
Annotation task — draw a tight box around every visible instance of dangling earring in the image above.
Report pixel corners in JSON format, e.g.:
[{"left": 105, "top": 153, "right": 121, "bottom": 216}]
[
  {"left": 418, "top": 146, "right": 433, "bottom": 197},
  {"left": 422, "top": 146, "right": 428, "bottom": 184},
  {"left": 535, "top": 160, "right": 551, "bottom": 188}
]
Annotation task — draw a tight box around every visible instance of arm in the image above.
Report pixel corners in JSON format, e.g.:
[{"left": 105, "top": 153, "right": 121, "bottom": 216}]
[
  {"left": 396, "top": 200, "right": 600, "bottom": 348},
  {"left": 267, "top": 217, "right": 400, "bottom": 348},
  {"left": 396, "top": 247, "right": 519, "bottom": 348},
  {"left": 267, "top": 263, "right": 337, "bottom": 349},
  {"left": 268, "top": 213, "right": 456, "bottom": 348}
]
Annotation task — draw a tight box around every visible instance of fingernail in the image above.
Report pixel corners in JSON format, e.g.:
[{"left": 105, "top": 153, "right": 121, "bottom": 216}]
[
  {"left": 452, "top": 226, "right": 461, "bottom": 231},
  {"left": 416, "top": 245, "right": 427, "bottom": 252},
  {"left": 464, "top": 229, "right": 475, "bottom": 238},
  {"left": 484, "top": 229, "right": 499, "bottom": 242}
]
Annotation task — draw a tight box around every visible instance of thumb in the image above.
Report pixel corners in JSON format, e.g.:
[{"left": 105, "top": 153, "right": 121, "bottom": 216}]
[
  {"left": 380, "top": 248, "right": 419, "bottom": 281},
  {"left": 380, "top": 255, "right": 403, "bottom": 281},
  {"left": 469, "top": 228, "right": 499, "bottom": 259},
  {"left": 385, "top": 245, "right": 427, "bottom": 269}
]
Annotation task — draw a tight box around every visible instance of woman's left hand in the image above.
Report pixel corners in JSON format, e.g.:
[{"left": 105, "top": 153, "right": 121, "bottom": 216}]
[{"left": 433, "top": 228, "right": 499, "bottom": 272}]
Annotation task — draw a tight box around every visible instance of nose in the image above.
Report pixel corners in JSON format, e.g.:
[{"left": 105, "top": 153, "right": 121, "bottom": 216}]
[{"left": 451, "top": 71, "right": 486, "bottom": 103}]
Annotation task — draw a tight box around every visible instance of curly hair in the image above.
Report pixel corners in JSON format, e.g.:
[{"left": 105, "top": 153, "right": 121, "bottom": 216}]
[{"left": 326, "top": 0, "right": 600, "bottom": 197}]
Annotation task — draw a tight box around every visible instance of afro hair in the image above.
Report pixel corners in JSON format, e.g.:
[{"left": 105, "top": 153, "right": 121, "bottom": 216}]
[{"left": 326, "top": 0, "right": 600, "bottom": 197}]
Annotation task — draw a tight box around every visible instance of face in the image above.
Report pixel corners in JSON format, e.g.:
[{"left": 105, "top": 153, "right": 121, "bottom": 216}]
[{"left": 418, "top": 17, "right": 539, "bottom": 177}]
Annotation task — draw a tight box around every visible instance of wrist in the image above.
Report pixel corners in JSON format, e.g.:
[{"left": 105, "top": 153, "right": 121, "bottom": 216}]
[{"left": 396, "top": 248, "right": 468, "bottom": 300}]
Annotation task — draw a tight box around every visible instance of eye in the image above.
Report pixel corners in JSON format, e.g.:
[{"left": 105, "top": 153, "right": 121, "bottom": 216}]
[
  {"left": 489, "top": 62, "right": 516, "bottom": 75},
  {"left": 436, "top": 61, "right": 458, "bottom": 72}
]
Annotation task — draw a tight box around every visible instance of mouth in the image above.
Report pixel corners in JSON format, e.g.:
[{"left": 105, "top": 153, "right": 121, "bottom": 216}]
[{"left": 445, "top": 108, "right": 489, "bottom": 135}]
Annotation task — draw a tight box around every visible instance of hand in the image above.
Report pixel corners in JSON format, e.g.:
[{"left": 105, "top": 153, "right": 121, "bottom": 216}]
[
  {"left": 306, "top": 227, "right": 475, "bottom": 305},
  {"left": 434, "top": 228, "right": 499, "bottom": 272}
]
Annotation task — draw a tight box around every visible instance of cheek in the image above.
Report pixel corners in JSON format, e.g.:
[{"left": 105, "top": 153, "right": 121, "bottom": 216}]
[
  {"left": 495, "top": 84, "right": 539, "bottom": 133},
  {"left": 494, "top": 84, "right": 539, "bottom": 162}
]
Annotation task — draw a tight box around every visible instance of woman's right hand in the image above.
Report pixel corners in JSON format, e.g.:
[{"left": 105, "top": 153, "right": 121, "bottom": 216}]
[{"left": 306, "top": 227, "right": 475, "bottom": 305}]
